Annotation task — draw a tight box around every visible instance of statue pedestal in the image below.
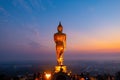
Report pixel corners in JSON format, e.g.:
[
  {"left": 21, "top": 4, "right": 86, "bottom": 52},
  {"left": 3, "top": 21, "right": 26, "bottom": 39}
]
[
  {"left": 55, "top": 65, "right": 67, "bottom": 73},
  {"left": 52, "top": 71, "right": 71, "bottom": 80}
]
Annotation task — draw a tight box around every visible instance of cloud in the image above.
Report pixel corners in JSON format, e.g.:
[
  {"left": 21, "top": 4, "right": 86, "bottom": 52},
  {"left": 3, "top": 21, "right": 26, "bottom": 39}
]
[
  {"left": 24, "top": 25, "right": 49, "bottom": 49},
  {"left": 17, "top": 0, "right": 33, "bottom": 12},
  {"left": 88, "top": 7, "right": 95, "bottom": 12},
  {"left": 0, "top": 6, "right": 11, "bottom": 24},
  {"left": 29, "top": 0, "right": 46, "bottom": 11},
  {"left": 28, "top": 40, "right": 45, "bottom": 49},
  {"left": 12, "top": 0, "right": 46, "bottom": 13},
  {"left": 27, "top": 25, "right": 38, "bottom": 34},
  {"left": 0, "top": 7, "right": 4, "bottom": 11},
  {"left": 11, "top": 0, "right": 55, "bottom": 13},
  {"left": 47, "top": 0, "right": 56, "bottom": 8},
  {"left": 0, "top": 6, "right": 10, "bottom": 16},
  {"left": 0, "top": 19, "right": 8, "bottom": 24},
  {"left": 26, "top": 25, "right": 41, "bottom": 40}
]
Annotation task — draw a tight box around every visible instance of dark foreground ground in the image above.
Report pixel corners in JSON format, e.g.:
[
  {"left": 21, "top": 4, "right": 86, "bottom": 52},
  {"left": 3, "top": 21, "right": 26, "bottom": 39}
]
[{"left": 0, "top": 60, "right": 120, "bottom": 80}]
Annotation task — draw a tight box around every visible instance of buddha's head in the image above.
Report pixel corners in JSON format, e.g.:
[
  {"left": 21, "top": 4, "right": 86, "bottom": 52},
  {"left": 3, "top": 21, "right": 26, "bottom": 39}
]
[{"left": 57, "top": 22, "right": 63, "bottom": 33}]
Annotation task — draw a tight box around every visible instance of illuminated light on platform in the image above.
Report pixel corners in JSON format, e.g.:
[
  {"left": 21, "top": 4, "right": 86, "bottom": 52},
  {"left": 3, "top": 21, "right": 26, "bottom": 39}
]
[
  {"left": 35, "top": 78, "right": 39, "bottom": 80},
  {"left": 55, "top": 65, "right": 67, "bottom": 73},
  {"left": 80, "top": 78, "right": 85, "bottom": 80},
  {"left": 44, "top": 72, "right": 51, "bottom": 80},
  {"left": 67, "top": 71, "right": 72, "bottom": 76}
]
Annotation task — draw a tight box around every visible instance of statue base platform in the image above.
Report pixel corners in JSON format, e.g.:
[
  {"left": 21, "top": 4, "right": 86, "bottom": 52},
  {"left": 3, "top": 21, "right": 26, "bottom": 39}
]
[
  {"left": 52, "top": 70, "right": 71, "bottom": 80},
  {"left": 55, "top": 65, "right": 67, "bottom": 73}
]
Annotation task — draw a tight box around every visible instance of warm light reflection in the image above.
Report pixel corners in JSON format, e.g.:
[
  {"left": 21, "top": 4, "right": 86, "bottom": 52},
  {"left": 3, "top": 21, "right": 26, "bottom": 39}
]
[
  {"left": 35, "top": 78, "right": 39, "bottom": 80},
  {"left": 80, "top": 78, "right": 85, "bottom": 80},
  {"left": 45, "top": 73, "right": 51, "bottom": 80}
]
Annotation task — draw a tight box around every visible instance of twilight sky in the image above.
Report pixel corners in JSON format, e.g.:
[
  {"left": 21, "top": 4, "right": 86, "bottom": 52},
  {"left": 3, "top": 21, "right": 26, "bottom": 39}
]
[{"left": 0, "top": 0, "right": 120, "bottom": 62}]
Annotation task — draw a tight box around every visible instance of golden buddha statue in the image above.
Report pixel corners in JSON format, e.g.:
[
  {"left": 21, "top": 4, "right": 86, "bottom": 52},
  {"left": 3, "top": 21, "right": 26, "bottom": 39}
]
[{"left": 54, "top": 22, "right": 66, "bottom": 66}]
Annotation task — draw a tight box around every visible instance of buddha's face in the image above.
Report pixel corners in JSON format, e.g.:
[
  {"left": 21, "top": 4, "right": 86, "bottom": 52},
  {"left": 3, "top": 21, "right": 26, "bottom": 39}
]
[{"left": 57, "top": 26, "right": 63, "bottom": 32}]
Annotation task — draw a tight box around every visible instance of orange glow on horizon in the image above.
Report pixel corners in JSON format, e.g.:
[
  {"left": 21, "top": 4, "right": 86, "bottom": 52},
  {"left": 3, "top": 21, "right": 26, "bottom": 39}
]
[
  {"left": 67, "top": 33, "right": 120, "bottom": 53},
  {"left": 76, "top": 42, "right": 120, "bottom": 53}
]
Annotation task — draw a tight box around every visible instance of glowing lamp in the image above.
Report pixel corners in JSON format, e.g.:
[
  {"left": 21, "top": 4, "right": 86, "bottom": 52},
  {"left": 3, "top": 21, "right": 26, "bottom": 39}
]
[{"left": 45, "top": 73, "right": 51, "bottom": 79}]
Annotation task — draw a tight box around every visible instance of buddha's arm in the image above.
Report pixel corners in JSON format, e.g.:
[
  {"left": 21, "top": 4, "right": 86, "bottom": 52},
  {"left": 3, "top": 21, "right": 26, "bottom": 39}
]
[
  {"left": 54, "top": 34, "right": 57, "bottom": 43},
  {"left": 64, "top": 35, "right": 66, "bottom": 50}
]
